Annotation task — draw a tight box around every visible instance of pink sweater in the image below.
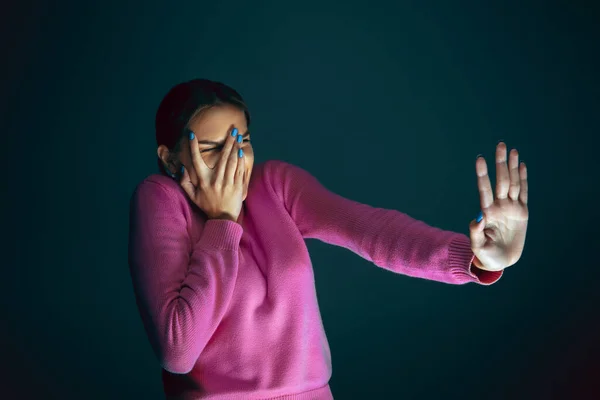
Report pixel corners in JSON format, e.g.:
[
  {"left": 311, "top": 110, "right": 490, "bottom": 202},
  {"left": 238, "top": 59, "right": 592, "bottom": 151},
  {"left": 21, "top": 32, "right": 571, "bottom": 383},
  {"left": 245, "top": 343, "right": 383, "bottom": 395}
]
[{"left": 128, "top": 159, "right": 502, "bottom": 400}]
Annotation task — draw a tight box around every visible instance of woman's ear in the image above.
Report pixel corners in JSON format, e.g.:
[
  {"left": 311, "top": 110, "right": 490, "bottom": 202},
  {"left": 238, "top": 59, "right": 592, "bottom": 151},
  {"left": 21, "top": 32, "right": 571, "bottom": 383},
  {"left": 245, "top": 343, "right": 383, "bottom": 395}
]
[
  {"left": 157, "top": 145, "right": 176, "bottom": 175},
  {"left": 157, "top": 145, "right": 170, "bottom": 165}
]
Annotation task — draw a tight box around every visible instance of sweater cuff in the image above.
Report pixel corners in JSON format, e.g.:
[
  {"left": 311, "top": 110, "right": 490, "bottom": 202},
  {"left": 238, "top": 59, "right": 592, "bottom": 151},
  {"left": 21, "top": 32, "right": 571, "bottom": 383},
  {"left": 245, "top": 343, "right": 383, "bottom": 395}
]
[
  {"left": 448, "top": 235, "right": 503, "bottom": 285},
  {"left": 196, "top": 219, "right": 244, "bottom": 251}
]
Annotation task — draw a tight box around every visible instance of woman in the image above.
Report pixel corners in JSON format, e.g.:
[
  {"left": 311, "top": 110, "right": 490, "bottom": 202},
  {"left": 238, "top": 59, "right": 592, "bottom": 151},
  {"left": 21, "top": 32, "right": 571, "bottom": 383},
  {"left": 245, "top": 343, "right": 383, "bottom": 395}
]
[{"left": 128, "top": 79, "right": 529, "bottom": 399}]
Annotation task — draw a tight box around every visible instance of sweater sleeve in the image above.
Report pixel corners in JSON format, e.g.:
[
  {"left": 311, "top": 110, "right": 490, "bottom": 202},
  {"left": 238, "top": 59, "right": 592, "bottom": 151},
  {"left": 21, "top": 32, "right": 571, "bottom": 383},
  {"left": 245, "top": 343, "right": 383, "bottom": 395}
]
[
  {"left": 265, "top": 160, "right": 502, "bottom": 286},
  {"left": 127, "top": 180, "right": 243, "bottom": 374}
]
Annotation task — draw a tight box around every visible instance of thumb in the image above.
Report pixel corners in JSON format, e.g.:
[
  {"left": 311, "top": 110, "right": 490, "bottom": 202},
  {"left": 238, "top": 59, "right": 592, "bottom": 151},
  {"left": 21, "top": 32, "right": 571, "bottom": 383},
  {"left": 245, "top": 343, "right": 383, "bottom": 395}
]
[
  {"left": 469, "top": 211, "right": 486, "bottom": 250},
  {"left": 179, "top": 165, "right": 195, "bottom": 197}
]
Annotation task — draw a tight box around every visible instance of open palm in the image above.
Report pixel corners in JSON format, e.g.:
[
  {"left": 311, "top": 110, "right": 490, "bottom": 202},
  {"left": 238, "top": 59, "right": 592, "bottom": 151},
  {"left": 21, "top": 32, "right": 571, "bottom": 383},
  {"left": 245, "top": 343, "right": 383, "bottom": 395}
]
[{"left": 469, "top": 142, "right": 529, "bottom": 272}]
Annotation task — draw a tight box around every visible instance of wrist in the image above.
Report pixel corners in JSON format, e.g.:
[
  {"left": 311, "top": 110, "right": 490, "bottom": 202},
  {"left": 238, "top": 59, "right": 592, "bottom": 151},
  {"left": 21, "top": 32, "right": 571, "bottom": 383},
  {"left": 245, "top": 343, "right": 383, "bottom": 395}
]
[
  {"left": 471, "top": 255, "right": 484, "bottom": 269},
  {"left": 211, "top": 213, "right": 238, "bottom": 222}
]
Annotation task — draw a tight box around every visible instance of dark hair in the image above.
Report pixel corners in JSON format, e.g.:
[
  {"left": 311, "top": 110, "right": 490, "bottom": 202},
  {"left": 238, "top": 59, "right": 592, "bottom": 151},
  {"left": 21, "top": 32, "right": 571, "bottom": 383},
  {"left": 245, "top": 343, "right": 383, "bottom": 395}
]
[{"left": 155, "top": 79, "right": 251, "bottom": 176}]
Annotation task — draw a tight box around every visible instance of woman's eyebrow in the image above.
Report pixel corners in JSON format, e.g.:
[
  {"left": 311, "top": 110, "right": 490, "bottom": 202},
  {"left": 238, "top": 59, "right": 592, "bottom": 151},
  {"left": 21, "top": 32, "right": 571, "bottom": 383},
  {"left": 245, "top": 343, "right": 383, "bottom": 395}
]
[{"left": 198, "top": 131, "right": 250, "bottom": 145}]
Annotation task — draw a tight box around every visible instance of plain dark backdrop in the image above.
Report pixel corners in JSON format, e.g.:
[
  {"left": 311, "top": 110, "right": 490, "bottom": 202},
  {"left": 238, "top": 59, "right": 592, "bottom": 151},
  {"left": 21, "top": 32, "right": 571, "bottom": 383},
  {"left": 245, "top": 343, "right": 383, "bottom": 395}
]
[{"left": 2, "top": 1, "right": 599, "bottom": 399}]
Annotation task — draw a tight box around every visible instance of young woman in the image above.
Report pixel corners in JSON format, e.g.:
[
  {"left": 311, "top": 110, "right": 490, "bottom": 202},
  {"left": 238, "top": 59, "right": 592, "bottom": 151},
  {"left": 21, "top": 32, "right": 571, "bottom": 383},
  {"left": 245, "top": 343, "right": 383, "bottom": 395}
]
[{"left": 128, "top": 79, "right": 529, "bottom": 400}]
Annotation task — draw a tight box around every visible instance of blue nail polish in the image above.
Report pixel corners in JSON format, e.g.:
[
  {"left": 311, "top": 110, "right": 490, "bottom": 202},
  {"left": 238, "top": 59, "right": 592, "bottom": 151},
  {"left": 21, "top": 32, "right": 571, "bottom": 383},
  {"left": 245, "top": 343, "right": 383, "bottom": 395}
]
[
  {"left": 231, "top": 128, "right": 238, "bottom": 137},
  {"left": 189, "top": 132, "right": 195, "bottom": 140},
  {"left": 181, "top": 165, "right": 184, "bottom": 174},
  {"left": 237, "top": 134, "right": 243, "bottom": 143},
  {"left": 476, "top": 211, "right": 483, "bottom": 223},
  {"left": 238, "top": 148, "right": 244, "bottom": 158}
]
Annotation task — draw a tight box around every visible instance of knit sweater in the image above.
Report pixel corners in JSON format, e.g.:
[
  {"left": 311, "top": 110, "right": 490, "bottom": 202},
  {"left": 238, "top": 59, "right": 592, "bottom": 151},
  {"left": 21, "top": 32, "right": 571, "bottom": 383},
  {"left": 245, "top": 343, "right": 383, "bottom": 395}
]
[{"left": 127, "top": 159, "right": 503, "bottom": 400}]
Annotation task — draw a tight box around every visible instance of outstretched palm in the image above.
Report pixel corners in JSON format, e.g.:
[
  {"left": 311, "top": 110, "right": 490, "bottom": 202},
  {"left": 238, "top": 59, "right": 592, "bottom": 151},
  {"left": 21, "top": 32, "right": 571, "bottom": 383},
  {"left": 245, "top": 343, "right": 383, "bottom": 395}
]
[{"left": 469, "top": 142, "right": 529, "bottom": 272}]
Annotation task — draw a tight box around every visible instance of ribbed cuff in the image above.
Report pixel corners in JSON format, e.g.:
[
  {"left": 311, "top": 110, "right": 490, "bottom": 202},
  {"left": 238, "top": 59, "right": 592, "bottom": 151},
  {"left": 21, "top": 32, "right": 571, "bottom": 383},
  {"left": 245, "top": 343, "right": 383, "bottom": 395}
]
[
  {"left": 196, "top": 219, "right": 244, "bottom": 251},
  {"left": 469, "top": 263, "right": 503, "bottom": 285},
  {"left": 448, "top": 235, "right": 503, "bottom": 285}
]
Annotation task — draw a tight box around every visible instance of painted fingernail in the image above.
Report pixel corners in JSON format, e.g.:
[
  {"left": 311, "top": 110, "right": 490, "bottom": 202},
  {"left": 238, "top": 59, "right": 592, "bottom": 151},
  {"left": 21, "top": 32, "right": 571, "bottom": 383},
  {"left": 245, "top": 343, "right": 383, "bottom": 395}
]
[
  {"left": 237, "top": 134, "right": 243, "bottom": 143},
  {"left": 476, "top": 154, "right": 483, "bottom": 160},
  {"left": 476, "top": 211, "right": 483, "bottom": 223},
  {"left": 189, "top": 132, "right": 195, "bottom": 140},
  {"left": 231, "top": 128, "right": 238, "bottom": 137},
  {"left": 181, "top": 165, "right": 184, "bottom": 174},
  {"left": 238, "top": 148, "right": 244, "bottom": 158}
]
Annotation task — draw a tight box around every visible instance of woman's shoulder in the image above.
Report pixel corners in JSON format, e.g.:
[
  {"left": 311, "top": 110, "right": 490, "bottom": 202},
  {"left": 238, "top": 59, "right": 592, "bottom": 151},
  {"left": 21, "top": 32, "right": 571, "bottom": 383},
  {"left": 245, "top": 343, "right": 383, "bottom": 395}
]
[
  {"left": 251, "top": 159, "right": 294, "bottom": 182},
  {"left": 132, "top": 173, "right": 186, "bottom": 199}
]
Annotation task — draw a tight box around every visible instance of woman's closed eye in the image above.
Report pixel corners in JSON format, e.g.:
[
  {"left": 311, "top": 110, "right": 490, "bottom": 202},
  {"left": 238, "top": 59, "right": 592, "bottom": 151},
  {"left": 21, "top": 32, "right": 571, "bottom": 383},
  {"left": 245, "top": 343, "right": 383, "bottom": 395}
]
[{"left": 201, "top": 139, "right": 251, "bottom": 153}]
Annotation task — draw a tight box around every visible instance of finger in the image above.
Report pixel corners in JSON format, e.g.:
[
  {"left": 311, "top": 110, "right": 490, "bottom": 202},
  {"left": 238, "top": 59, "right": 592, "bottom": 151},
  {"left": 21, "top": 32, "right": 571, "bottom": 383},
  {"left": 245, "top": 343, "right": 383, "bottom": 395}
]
[
  {"left": 188, "top": 130, "right": 207, "bottom": 186},
  {"left": 179, "top": 165, "right": 195, "bottom": 198},
  {"left": 469, "top": 215, "right": 486, "bottom": 251},
  {"left": 218, "top": 128, "right": 239, "bottom": 183},
  {"left": 508, "top": 148, "right": 520, "bottom": 201},
  {"left": 224, "top": 134, "right": 242, "bottom": 185},
  {"left": 495, "top": 142, "right": 510, "bottom": 199},
  {"left": 476, "top": 156, "right": 494, "bottom": 209},
  {"left": 235, "top": 146, "right": 245, "bottom": 185},
  {"left": 519, "top": 161, "right": 528, "bottom": 205}
]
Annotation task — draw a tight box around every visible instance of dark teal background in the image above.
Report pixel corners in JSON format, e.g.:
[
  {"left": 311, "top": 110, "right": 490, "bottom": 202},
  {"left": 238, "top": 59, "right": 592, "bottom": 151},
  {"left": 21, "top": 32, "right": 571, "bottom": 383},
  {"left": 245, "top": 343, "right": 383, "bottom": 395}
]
[{"left": 3, "top": 1, "right": 599, "bottom": 399}]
